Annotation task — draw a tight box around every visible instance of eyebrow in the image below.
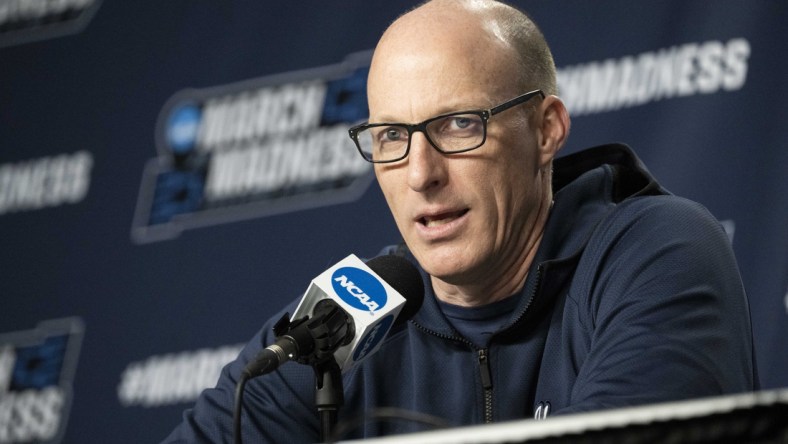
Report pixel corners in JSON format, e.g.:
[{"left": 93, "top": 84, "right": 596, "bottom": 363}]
[{"left": 369, "top": 99, "right": 493, "bottom": 124}]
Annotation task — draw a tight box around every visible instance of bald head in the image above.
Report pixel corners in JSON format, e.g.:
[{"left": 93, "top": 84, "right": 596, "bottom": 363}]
[{"left": 373, "top": 0, "right": 557, "bottom": 98}]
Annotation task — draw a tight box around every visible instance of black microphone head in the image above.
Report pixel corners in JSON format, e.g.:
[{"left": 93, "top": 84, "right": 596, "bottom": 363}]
[{"left": 366, "top": 254, "right": 424, "bottom": 326}]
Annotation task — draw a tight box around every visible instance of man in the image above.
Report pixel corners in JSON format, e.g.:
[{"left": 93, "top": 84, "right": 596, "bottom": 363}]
[{"left": 163, "top": 0, "right": 756, "bottom": 442}]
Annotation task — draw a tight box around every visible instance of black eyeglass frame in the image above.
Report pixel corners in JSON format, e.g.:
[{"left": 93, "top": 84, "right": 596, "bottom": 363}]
[{"left": 348, "top": 89, "right": 544, "bottom": 163}]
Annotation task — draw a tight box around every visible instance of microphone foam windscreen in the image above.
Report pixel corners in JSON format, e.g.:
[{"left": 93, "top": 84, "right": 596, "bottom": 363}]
[{"left": 366, "top": 254, "right": 424, "bottom": 325}]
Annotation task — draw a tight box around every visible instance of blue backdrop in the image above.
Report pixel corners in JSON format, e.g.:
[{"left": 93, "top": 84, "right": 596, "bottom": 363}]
[{"left": 1, "top": 1, "right": 785, "bottom": 442}]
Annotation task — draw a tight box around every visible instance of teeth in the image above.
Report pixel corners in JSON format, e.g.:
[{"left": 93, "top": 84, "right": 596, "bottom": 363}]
[
  {"left": 425, "top": 217, "right": 453, "bottom": 227},
  {"left": 422, "top": 210, "right": 465, "bottom": 227}
]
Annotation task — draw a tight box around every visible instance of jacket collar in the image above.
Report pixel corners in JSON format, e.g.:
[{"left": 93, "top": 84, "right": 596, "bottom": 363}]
[
  {"left": 499, "top": 143, "right": 670, "bottom": 337},
  {"left": 540, "top": 142, "right": 667, "bottom": 262}
]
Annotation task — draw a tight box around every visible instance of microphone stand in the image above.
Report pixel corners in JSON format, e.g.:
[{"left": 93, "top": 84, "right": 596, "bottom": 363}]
[
  {"left": 313, "top": 358, "right": 343, "bottom": 443},
  {"left": 270, "top": 300, "right": 353, "bottom": 443}
]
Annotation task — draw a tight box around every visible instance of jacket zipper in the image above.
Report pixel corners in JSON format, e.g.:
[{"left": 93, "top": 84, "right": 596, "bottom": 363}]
[
  {"left": 410, "top": 264, "right": 545, "bottom": 425},
  {"left": 410, "top": 321, "right": 492, "bottom": 423},
  {"left": 478, "top": 348, "right": 493, "bottom": 423},
  {"left": 410, "top": 324, "right": 495, "bottom": 424}
]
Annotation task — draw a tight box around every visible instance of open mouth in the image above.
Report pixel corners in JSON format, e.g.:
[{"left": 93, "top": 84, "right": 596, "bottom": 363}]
[{"left": 418, "top": 209, "right": 469, "bottom": 227}]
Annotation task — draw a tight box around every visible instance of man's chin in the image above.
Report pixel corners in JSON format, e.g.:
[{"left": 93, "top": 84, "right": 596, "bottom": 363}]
[{"left": 416, "top": 252, "right": 476, "bottom": 285}]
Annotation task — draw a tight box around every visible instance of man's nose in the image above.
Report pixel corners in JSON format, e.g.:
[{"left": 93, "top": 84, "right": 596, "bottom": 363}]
[{"left": 406, "top": 132, "right": 447, "bottom": 192}]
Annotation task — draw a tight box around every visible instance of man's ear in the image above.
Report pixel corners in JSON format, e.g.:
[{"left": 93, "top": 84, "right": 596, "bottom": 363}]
[{"left": 535, "top": 95, "right": 571, "bottom": 167}]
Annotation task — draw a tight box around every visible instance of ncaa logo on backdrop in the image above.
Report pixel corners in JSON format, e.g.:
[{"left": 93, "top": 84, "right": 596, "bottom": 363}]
[
  {"left": 0, "top": 318, "right": 84, "bottom": 444},
  {"left": 131, "top": 51, "right": 373, "bottom": 243},
  {"left": 332, "top": 267, "right": 387, "bottom": 313}
]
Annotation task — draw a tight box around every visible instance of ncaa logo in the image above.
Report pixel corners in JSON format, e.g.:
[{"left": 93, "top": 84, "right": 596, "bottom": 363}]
[
  {"left": 331, "top": 267, "right": 387, "bottom": 312},
  {"left": 352, "top": 315, "right": 394, "bottom": 361},
  {"left": 165, "top": 103, "right": 202, "bottom": 155}
]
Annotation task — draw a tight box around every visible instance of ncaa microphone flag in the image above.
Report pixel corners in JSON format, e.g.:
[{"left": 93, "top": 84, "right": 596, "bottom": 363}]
[{"left": 290, "top": 254, "right": 407, "bottom": 372}]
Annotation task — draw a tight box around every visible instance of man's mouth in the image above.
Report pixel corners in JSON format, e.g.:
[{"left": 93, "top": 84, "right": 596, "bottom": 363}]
[{"left": 419, "top": 209, "right": 469, "bottom": 227}]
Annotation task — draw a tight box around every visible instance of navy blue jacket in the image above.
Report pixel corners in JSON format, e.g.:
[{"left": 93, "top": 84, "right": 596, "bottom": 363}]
[{"left": 163, "top": 144, "right": 757, "bottom": 443}]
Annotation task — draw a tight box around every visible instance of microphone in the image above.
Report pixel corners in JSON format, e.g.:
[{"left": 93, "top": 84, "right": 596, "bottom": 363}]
[{"left": 242, "top": 254, "right": 424, "bottom": 378}]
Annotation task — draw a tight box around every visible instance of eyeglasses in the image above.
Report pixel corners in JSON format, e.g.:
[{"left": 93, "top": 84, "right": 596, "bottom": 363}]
[{"left": 348, "top": 89, "right": 544, "bottom": 163}]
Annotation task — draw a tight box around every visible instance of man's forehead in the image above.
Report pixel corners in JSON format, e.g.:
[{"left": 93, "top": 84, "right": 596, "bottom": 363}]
[
  {"left": 366, "top": 1, "right": 523, "bottom": 122},
  {"left": 367, "top": 48, "right": 517, "bottom": 122},
  {"left": 367, "top": 51, "right": 496, "bottom": 120}
]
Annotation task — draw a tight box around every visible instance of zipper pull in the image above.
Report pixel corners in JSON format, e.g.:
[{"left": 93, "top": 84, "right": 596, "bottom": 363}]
[{"left": 478, "top": 349, "right": 492, "bottom": 390}]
